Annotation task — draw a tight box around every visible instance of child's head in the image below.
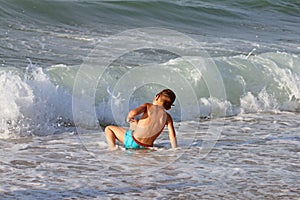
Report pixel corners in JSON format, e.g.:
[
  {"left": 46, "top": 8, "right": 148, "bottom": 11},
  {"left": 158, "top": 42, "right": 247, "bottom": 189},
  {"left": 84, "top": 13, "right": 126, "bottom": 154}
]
[{"left": 156, "top": 89, "right": 176, "bottom": 110}]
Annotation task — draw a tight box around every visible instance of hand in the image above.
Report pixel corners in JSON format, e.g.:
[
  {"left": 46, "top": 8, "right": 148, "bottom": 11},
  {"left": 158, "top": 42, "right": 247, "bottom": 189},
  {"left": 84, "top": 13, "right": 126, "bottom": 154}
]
[
  {"left": 127, "top": 117, "right": 138, "bottom": 124},
  {"left": 131, "top": 118, "right": 138, "bottom": 125},
  {"left": 126, "top": 117, "right": 134, "bottom": 123}
]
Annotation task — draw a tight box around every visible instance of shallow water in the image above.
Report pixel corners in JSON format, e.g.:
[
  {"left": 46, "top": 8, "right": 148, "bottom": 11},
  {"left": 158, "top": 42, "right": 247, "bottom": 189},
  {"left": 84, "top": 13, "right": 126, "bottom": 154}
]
[{"left": 1, "top": 112, "right": 299, "bottom": 199}]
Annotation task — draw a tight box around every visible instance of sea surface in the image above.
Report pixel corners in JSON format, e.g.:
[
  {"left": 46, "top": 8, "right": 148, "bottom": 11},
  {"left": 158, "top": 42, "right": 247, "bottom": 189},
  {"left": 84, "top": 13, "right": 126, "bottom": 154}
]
[{"left": 0, "top": 0, "right": 299, "bottom": 199}]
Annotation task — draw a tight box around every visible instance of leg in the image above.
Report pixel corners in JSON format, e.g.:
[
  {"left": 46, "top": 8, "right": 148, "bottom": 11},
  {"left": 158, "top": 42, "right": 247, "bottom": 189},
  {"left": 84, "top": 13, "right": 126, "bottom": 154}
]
[{"left": 104, "top": 125, "right": 126, "bottom": 149}]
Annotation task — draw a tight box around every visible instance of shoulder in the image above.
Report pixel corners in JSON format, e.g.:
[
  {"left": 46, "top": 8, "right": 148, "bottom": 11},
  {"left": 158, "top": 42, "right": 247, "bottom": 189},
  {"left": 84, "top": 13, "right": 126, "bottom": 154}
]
[
  {"left": 137, "top": 103, "right": 152, "bottom": 112},
  {"left": 166, "top": 113, "right": 173, "bottom": 124},
  {"left": 139, "top": 102, "right": 151, "bottom": 108},
  {"left": 144, "top": 102, "right": 153, "bottom": 108}
]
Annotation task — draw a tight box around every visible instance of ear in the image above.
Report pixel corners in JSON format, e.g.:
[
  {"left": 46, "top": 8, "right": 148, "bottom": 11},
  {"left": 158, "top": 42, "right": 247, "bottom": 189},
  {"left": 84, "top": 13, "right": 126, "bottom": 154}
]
[{"left": 155, "top": 94, "right": 160, "bottom": 101}]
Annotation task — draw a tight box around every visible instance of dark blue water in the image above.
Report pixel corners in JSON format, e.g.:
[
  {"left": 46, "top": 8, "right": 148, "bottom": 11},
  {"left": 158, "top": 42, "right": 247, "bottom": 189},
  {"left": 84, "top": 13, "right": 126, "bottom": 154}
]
[{"left": 1, "top": 0, "right": 299, "bottom": 67}]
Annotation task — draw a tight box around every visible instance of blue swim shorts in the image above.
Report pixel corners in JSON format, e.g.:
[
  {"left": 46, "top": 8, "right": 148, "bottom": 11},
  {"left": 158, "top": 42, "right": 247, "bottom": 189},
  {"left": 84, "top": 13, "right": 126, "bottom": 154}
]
[{"left": 124, "top": 130, "right": 144, "bottom": 149}]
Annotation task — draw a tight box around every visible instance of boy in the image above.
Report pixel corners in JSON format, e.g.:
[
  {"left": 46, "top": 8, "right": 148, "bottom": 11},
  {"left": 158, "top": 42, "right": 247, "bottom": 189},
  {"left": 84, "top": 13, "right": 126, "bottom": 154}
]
[{"left": 104, "top": 89, "right": 177, "bottom": 150}]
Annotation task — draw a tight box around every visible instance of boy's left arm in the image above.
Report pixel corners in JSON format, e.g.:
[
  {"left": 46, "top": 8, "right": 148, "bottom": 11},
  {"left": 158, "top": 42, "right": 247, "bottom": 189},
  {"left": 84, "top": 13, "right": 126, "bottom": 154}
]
[{"left": 167, "top": 114, "right": 177, "bottom": 148}]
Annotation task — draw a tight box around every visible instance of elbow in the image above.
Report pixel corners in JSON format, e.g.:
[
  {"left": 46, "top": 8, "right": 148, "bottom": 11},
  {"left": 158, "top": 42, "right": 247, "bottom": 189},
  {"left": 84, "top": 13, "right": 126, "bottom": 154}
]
[{"left": 128, "top": 110, "right": 137, "bottom": 117}]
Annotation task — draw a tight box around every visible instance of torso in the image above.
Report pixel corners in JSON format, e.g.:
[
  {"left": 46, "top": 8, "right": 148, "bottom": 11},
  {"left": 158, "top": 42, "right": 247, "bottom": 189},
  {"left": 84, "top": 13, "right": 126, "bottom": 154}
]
[{"left": 133, "top": 104, "right": 167, "bottom": 146}]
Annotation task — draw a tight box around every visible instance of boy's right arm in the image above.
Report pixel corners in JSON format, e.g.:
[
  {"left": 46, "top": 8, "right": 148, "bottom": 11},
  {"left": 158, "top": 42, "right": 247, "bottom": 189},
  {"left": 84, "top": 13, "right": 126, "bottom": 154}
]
[
  {"left": 167, "top": 114, "right": 177, "bottom": 148},
  {"left": 126, "top": 103, "right": 148, "bottom": 123}
]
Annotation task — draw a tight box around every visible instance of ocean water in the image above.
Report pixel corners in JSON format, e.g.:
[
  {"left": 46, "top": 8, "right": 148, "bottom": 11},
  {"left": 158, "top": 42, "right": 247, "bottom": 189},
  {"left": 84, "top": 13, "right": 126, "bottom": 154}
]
[{"left": 0, "top": 0, "right": 299, "bottom": 199}]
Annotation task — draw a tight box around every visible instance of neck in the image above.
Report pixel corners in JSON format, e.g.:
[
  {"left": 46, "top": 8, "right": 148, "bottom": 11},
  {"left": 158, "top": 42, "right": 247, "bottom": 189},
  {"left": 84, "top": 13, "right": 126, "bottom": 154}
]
[{"left": 153, "top": 101, "right": 164, "bottom": 108}]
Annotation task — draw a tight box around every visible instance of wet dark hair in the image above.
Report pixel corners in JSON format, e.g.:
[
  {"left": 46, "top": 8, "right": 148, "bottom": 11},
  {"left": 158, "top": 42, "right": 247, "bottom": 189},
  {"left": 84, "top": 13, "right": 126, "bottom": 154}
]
[{"left": 157, "top": 89, "right": 176, "bottom": 110}]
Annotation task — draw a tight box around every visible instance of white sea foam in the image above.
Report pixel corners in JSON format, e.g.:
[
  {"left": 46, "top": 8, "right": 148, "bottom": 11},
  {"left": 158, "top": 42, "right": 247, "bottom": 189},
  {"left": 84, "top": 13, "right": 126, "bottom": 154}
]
[
  {"left": 0, "top": 64, "right": 73, "bottom": 138},
  {"left": 1, "top": 52, "right": 299, "bottom": 138}
]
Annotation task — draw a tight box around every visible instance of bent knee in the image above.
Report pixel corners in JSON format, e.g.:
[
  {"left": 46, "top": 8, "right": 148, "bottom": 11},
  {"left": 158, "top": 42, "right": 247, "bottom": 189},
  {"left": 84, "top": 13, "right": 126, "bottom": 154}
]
[
  {"left": 104, "top": 125, "right": 115, "bottom": 133},
  {"left": 104, "top": 126, "right": 111, "bottom": 133}
]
